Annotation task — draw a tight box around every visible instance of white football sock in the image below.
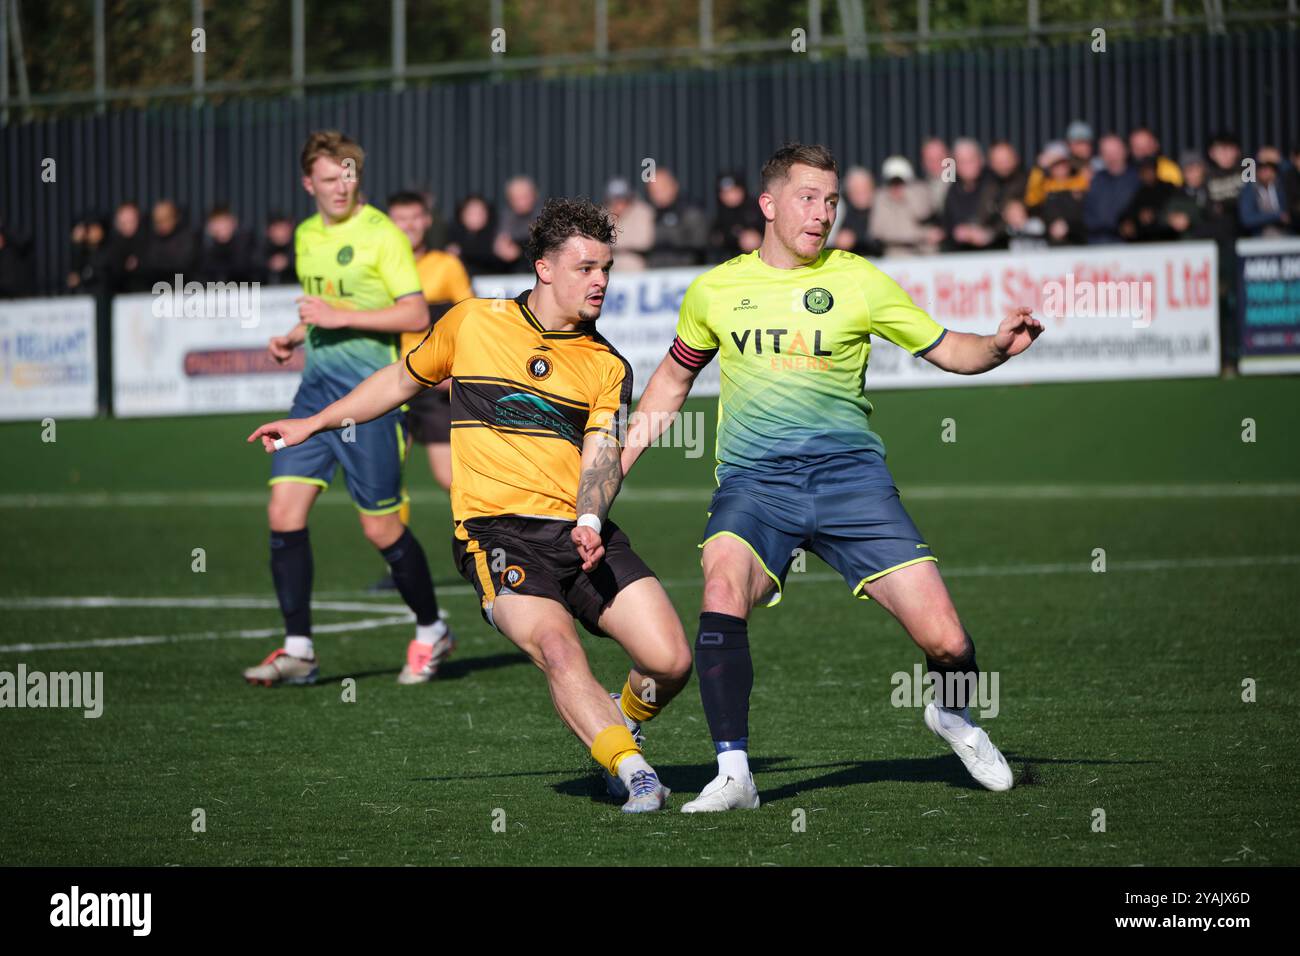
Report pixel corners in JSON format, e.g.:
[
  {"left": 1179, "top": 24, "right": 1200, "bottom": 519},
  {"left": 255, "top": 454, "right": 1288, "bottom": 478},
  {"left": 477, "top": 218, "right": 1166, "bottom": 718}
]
[
  {"left": 285, "top": 635, "right": 314, "bottom": 659},
  {"left": 617, "top": 753, "right": 653, "bottom": 789},
  {"left": 935, "top": 705, "right": 973, "bottom": 733},
  {"left": 415, "top": 618, "right": 448, "bottom": 646},
  {"left": 717, "top": 748, "right": 750, "bottom": 780}
]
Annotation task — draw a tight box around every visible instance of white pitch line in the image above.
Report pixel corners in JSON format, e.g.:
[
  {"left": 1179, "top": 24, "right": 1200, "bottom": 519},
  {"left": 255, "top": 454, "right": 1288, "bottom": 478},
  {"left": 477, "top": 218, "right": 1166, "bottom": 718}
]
[
  {"left": 2, "top": 553, "right": 1296, "bottom": 654},
  {"left": 1, "top": 482, "right": 1299, "bottom": 509}
]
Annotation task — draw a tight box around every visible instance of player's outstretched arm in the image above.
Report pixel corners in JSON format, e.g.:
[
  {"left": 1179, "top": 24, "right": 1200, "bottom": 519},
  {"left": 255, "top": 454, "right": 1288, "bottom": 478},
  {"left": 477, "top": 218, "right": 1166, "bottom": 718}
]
[
  {"left": 621, "top": 353, "right": 699, "bottom": 477},
  {"left": 922, "top": 306, "right": 1043, "bottom": 375},
  {"left": 296, "top": 292, "right": 428, "bottom": 334},
  {"left": 247, "top": 362, "right": 426, "bottom": 452},
  {"left": 572, "top": 432, "right": 623, "bottom": 571}
]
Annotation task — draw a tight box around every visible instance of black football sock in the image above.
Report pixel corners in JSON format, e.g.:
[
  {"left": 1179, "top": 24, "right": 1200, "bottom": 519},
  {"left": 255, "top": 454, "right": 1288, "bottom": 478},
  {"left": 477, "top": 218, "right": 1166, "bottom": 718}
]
[
  {"left": 926, "top": 634, "right": 979, "bottom": 710},
  {"left": 270, "top": 528, "right": 312, "bottom": 638},
  {"left": 379, "top": 527, "right": 439, "bottom": 627},
  {"left": 696, "top": 611, "right": 754, "bottom": 747}
]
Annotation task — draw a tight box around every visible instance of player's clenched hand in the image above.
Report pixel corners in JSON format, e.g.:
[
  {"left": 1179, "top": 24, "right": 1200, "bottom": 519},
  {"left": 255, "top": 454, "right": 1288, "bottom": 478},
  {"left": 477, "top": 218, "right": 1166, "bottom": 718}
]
[
  {"left": 247, "top": 418, "right": 315, "bottom": 453},
  {"left": 571, "top": 525, "right": 605, "bottom": 572},
  {"left": 296, "top": 296, "right": 346, "bottom": 329},
  {"left": 993, "top": 307, "right": 1043, "bottom": 359},
  {"left": 268, "top": 334, "right": 296, "bottom": 364}
]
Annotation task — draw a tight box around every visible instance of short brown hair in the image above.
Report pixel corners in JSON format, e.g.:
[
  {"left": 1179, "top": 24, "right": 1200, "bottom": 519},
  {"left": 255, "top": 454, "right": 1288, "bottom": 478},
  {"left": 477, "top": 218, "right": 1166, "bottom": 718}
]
[
  {"left": 761, "top": 142, "right": 839, "bottom": 192},
  {"left": 526, "top": 197, "right": 617, "bottom": 264},
  {"left": 300, "top": 130, "right": 366, "bottom": 180}
]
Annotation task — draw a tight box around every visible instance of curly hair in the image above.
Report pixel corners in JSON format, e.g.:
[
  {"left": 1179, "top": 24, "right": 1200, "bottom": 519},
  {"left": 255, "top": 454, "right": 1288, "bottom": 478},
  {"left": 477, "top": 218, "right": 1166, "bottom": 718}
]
[
  {"left": 300, "top": 130, "right": 365, "bottom": 180},
  {"left": 526, "top": 197, "right": 617, "bottom": 265}
]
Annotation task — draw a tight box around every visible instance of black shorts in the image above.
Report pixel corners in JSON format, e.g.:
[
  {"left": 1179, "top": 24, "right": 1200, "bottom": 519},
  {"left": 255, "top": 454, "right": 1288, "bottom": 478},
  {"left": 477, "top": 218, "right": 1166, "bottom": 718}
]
[
  {"left": 452, "top": 516, "right": 656, "bottom": 636},
  {"left": 406, "top": 386, "right": 451, "bottom": 445}
]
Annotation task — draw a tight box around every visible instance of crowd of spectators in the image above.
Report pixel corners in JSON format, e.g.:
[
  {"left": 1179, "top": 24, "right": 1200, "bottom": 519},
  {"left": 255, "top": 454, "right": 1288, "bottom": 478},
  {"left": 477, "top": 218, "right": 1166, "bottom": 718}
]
[{"left": 1, "top": 124, "right": 1297, "bottom": 300}]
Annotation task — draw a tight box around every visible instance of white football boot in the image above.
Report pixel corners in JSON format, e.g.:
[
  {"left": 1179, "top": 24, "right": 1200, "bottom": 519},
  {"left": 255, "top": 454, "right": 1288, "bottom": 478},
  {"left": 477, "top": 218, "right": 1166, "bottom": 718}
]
[
  {"left": 923, "top": 702, "right": 1014, "bottom": 791},
  {"left": 680, "top": 772, "right": 761, "bottom": 812},
  {"left": 621, "top": 769, "right": 671, "bottom": 814},
  {"left": 604, "top": 692, "right": 645, "bottom": 800}
]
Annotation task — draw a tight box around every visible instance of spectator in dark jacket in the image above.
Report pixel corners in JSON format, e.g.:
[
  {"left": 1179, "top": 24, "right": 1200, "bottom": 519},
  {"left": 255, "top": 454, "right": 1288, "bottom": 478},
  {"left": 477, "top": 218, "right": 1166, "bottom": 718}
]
[
  {"left": 1164, "top": 152, "right": 1213, "bottom": 241},
  {"left": 104, "top": 201, "right": 149, "bottom": 293},
  {"left": 1239, "top": 147, "right": 1290, "bottom": 237},
  {"left": 1283, "top": 143, "right": 1300, "bottom": 236},
  {"left": 258, "top": 213, "right": 296, "bottom": 285},
  {"left": 1032, "top": 141, "right": 1086, "bottom": 246},
  {"left": 0, "top": 219, "right": 34, "bottom": 299},
  {"left": 196, "top": 204, "right": 257, "bottom": 283},
  {"left": 646, "top": 168, "right": 708, "bottom": 269},
  {"left": 66, "top": 214, "right": 112, "bottom": 294},
  {"left": 495, "top": 175, "right": 540, "bottom": 274},
  {"left": 708, "top": 171, "right": 764, "bottom": 263},
  {"left": 1204, "top": 132, "right": 1245, "bottom": 238},
  {"left": 988, "top": 141, "right": 1029, "bottom": 213},
  {"left": 1083, "top": 134, "right": 1139, "bottom": 243},
  {"left": 1120, "top": 158, "right": 1180, "bottom": 242},
  {"left": 140, "top": 199, "right": 198, "bottom": 287},
  {"left": 446, "top": 195, "right": 505, "bottom": 277},
  {"left": 831, "top": 166, "right": 883, "bottom": 257},
  {"left": 940, "top": 138, "right": 1001, "bottom": 251}
]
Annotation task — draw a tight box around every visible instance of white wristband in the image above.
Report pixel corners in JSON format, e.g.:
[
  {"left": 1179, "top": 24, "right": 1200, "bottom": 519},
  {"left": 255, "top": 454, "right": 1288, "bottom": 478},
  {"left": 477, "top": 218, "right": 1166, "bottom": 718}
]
[
  {"left": 576, "top": 513, "right": 602, "bottom": 534},
  {"left": 272, "top": 437, "right": 287, "bottom": 451}
]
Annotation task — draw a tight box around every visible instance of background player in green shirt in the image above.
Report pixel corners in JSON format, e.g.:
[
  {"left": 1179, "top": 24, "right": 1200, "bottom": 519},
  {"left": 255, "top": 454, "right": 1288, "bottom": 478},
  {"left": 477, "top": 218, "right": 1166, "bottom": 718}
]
[
  {"left": 243, "top": 131, "right": 453, "bottom": 687},
  {"left": 623, "top": 143, "right": 1043, "bottom": 811}
]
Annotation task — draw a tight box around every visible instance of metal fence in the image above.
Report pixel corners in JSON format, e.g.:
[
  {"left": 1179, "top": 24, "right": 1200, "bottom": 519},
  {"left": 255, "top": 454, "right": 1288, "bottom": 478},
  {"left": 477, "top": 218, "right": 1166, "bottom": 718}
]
[{"left": 3, "top": 28, "right": 1298, "bottom": 295}]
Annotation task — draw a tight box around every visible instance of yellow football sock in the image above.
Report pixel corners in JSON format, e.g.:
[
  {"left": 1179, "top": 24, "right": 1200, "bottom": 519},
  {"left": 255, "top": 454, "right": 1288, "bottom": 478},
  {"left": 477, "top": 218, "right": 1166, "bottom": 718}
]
[
  {"left": 620, "top": 679, "right": 663, "bottom": 724},
  {"left": 590, "top": 724, "right": 640, "bottom": 776},
  {"left": 398, "top": 500, "right": 411, "bottom": 525}
]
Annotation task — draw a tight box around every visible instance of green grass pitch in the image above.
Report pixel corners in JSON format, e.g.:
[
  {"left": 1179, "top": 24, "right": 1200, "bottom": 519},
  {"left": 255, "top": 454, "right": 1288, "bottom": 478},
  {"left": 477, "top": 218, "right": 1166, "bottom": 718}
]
[{"left": 1, "top": 376, "right": 1298, "bottom": 866}]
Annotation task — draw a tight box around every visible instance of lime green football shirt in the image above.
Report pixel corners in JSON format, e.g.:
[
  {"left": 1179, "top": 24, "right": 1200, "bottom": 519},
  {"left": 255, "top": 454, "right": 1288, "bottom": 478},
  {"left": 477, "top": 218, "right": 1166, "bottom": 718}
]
[
  {"left": 674, "top": 248, "right": 946, "bottom": 480},
  {"left": 294, "top": 203, "right": 422, "bottom": 398}
]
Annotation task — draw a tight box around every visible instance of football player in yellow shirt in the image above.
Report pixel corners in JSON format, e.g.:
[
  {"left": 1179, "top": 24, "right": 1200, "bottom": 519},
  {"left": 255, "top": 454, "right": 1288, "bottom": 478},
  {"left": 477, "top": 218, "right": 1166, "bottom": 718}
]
[
  {"left": 249, "top": 198, "right": 690, "bottom": 812},
  {"left": 625, "top": 143, "right": 1043, "bottom": 811},
  {"left": 242, "top": 131, "right": 454, "bottom": 688}
]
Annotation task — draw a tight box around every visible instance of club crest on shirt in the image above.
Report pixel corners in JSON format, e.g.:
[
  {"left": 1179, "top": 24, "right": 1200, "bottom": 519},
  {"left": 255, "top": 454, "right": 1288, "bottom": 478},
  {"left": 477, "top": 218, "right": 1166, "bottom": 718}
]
[
  {"left": 803, "top": 287, "right": 833, "bottom": 314},
  {"left": 526, "top": 355, "right": 553, "bottom": 381},
  {"left": 336, "top": 245, "right": 354, "bottom": 265}
]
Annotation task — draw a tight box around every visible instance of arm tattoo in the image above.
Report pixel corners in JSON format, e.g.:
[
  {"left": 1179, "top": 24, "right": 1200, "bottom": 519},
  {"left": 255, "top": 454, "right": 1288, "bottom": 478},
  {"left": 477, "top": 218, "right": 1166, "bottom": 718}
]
[{"left": 576, "top": 438, "right": 623, "bottom": 523}]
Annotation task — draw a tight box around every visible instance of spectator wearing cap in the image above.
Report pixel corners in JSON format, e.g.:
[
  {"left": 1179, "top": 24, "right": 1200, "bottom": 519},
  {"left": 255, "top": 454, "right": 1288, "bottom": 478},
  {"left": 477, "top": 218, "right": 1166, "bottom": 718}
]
[
  {"left": 940, "top": 138, "right": 1002, "bottom": 252},
  {"left": 645, "top": 168, "right": 708, "bottom": 269},
  {"left": 604, "top": 177, "right": 654, "bottom": 273},
  {"left": 919, "top": 137, "right": 951, "bottom": 217},
  {"left": 495, "top": 175, "right": 541, "bottom": 274},
  {"left": 1083, "top": 134, "right": 1140, "bottom": 244},
  {"left": 707, "top": 171, "right": 764, "bottom": 263},
  {"left": 1119, "top": 158, "right": 1180, "bottom": 242},
  {"left": 1163, "top": 152, "right": 1212, "bottom": 241},
  {"left": 869, "top": 156, "right": 941, "bottom": 257},
  {"left": 196, "top": 204, "right": 256, "bottom": 283},
  {"left": 1128, "top": 126, "right": 1183, "bottom": 188},
  {"left": 1033, "top": 141, "right": 1087, "bottom": 246},
  {"left": 1026, "top": 124, "right": 1094, "bottom": 208},
  {"left": 830, "top": 166, "right": 884, "bottom": 258},
  {"left": 259, "top": 212, "right": 297, "bottom": 285},
  {"left": 1239, "top": 147, "right": 1290, "bottom": 238}
]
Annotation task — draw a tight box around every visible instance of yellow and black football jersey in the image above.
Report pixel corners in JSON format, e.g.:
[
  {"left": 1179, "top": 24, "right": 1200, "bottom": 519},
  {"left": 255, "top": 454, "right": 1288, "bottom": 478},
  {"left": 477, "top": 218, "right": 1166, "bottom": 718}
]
[{"left": 404, "top": 291, "right": 631, "bottom": 523}]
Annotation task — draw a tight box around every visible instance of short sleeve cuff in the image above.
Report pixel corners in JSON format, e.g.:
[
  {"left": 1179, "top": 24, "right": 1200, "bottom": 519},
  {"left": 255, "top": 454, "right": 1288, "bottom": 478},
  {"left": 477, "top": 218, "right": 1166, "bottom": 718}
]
[{"left": 914, "top": 328, "right": 948, "bottom": 357}]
